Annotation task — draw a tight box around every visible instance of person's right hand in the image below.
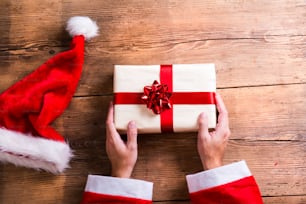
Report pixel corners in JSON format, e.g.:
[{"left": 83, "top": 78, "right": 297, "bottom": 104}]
[{"left": 197, "top": 93, "right": 230, "bottom": 170}]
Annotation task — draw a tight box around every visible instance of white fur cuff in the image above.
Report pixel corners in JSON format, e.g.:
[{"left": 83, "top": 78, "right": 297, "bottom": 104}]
[{"left": 0, "top": 128, "right": 73, "bottom": 174}]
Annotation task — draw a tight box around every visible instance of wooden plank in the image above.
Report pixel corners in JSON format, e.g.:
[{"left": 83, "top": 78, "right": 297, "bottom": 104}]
[
  {"left": 54, "top": 85, "right": 306, "bottom": 199},
  {"left": 263, "top": 195, "right": 306, "bottom": 204},
  {"left": 153, "top": 196, "right": 306, "bottom": 204},
  {"left": 2, "top": 0, "right": 305, "bottom": 45},
  {"left": 2, "top": 82, "right": 305, "bottom": 203},
  {"left": 226, "top": 141, "right": 306, "bottom": 197},
  {"left": 0, "top": 1, "right": 305, "bottom": 203},
  {"left": 151, "top": 196, "right": 306, "bottom": 204},
  {"left": 49, "top": 84, "right": 306, "bottom": 141},
  {"left": 152, "top": 196, "right": 306, "bottom": 204},
  {"left": 1, "top": 1, "right": 305, "bottom": 93},
  {"left": 1, "top": 36, "right": 305, "bottom": 95},
  {"left": 219, "top": 84, "right": 306, "bottom": 141},
  {"left": 0, "top": 139, "right": 305, "bottom": 203}
]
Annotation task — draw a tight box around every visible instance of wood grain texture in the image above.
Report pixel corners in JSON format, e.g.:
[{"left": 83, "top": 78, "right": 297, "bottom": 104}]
[
  {"left": 0, "top": 137, "right": 305, "bottom": 203},
  {"left": 151, "top": 196, "right": 306, "bottom": 204},
  {"left": 0, "top": 0, "right": 306, "bottom": 203},
  {"left": 1, "top": 36, "right": 305, "bottom": 95},
  {"left": 220, "top": 84, "right": 306, "bottom": 141},
  {"left": 51, "top": 84, "right": 306, "bottom": 142},
  {"left": 2, "top": 86, "right": 305, "bottom": 203},
  {"left": 0, "top": 0, "right": 305, "bottom": 94},
  {"left": 263, "top": 195, "right": 306, "bottom": 204}
]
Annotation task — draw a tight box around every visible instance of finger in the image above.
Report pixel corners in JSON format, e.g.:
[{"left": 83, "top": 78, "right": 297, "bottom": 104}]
[
  {"left": 106, "top": 101, "right": 114, "bottom": 124},
  {"left": 106, "top": 101, "right": 121, "bottom": 140},
  {"left": 215, "top": 93, "right": 229, "bottom": 128},
  {"left": 215, "top": 93, "right": 228, "bottom": 116},
  {"left": 215, "top": 93, "right": 230, "bottom": 138},
  {"left": 127, "top": 121, "right": 138, "bottom": 149},
  {"left": 198, "top": 112, "right": 210, "bottom": 140}
]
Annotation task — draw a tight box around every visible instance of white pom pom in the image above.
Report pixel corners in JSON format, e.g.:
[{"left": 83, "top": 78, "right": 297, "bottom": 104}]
[{"left": 66, "top": 16, "right": 99, "bottom": 41}]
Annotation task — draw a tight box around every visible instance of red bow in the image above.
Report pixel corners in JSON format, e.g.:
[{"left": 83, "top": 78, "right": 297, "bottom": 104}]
[{"left": 141, "top": 80, "right": 172, "bottom": 114}]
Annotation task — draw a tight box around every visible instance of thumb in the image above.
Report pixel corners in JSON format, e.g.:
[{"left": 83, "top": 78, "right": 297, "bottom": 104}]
[
  {"left": 198, "top": 112, "right": 210, "bottom": 139},
  {"left": 127, "top": 121, "right": 138, "bottom": 149}
]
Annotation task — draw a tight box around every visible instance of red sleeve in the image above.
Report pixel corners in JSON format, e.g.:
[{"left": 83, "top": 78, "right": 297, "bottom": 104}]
[
  {"left": 186, "top": 161, "right": 263, "bottom": 204},
  {"left": 81, "top": 175, "right": 153, "bottom": 204}
]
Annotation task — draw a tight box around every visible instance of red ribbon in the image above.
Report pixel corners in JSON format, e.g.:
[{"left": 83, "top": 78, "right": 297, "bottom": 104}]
[
  {"left": 114, "top": 65, "right": 216, "bottom": 133},
  {"left": 159, "top": 65, "right": 173, "bottom": 132},
  {"left": 114, "top": 92, "right": 216, "bottom": 105}
]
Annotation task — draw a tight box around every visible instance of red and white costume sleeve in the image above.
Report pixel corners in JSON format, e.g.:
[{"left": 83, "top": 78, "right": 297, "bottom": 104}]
[
  {"left": 81, "top": 161, "right": 262, "bottom": 204},
  {"left": 81, "top": 175, "right": 153, "bottom": 204},
  {"left": 186, "top": 161, "right": 263, "bottom": 204}
]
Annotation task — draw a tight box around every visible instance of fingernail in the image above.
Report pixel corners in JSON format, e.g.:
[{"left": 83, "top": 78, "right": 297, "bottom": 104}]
[{"left": 129, "top": 121, "right": 136, "bottom": 128}]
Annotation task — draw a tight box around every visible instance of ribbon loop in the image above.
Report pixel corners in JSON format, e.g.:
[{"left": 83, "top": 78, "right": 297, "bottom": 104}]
[{"left": 141, "top": 80, "right": 172, "bottom": 114}]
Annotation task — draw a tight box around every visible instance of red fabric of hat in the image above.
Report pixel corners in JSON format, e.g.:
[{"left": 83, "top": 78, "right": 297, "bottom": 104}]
[{"left": 0, "top": 16, "right": 98, "bottom": 174}]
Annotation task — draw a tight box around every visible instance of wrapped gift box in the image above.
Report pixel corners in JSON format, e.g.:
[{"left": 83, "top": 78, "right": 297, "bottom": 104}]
[{"left": 113, "top": 64, "right": 216, "bottom": 133}]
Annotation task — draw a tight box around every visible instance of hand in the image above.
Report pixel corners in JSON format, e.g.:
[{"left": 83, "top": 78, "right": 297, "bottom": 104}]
[
  {"left": 105, "top": 102, "right": 138, "bottom": 178},
  {"left": 197, "top": 93, "right": 230, "bottom": 170}
]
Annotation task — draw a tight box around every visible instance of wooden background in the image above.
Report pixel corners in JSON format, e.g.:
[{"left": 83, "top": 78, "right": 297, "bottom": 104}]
[{"left": 0, "top": 0, "right": 305, "bottom": 203}]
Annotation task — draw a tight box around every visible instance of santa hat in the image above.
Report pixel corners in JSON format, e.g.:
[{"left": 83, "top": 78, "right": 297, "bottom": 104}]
[{"left": 0, "top": 16, "right": 98, "bottom": 174}]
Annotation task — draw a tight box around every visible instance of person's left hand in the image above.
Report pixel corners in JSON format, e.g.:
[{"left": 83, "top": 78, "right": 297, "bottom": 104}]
[{"left": 105, "top": 102, "right": 138, "bottom": 178}]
